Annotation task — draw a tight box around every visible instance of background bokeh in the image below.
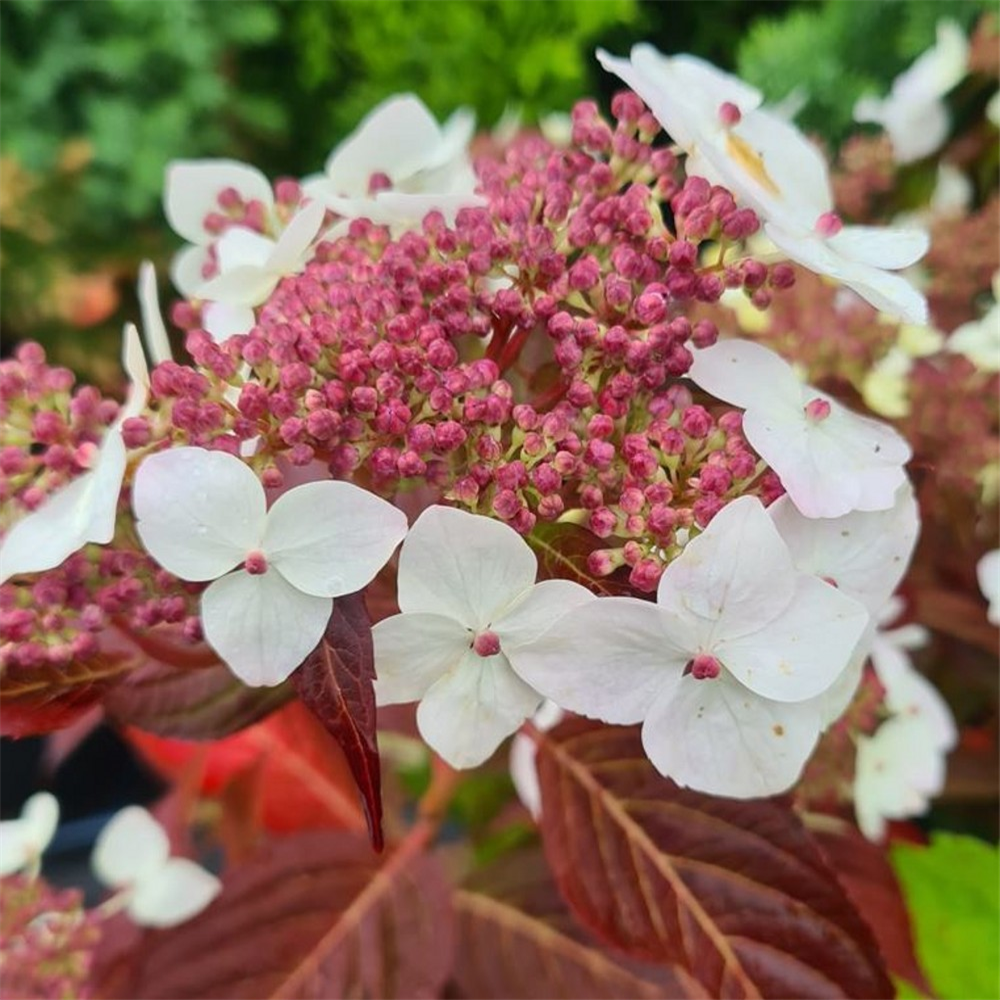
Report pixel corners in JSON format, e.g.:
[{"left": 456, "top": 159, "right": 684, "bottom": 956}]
[{"left": 0, "top": 0, "right": 990, "bottom": 380}]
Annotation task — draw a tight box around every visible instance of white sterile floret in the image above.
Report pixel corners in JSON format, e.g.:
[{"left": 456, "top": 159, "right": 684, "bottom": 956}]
[
  {"left": 978, "top": 549, "right": 1000, "bottom": 626},
  {"left": 92, "top": 806, "right": 220, "bottom": 928},
  {"left": 947, "top": 272, "right": 1000, "bottom": 373},
  {"left": 303, "top": 93, "right": 485, "bottom": 232},
  {"left": 0, "top": 792, "right": 59, "bottom": 877},
  {"left": 854, "top": 601, "right": 956, "bottom": 841},
  {"left": 597, "top": 44, "right": 930, "bottom": 325},
  {"left": 509, "top": 700, "right": 565, "bottom": 820},
  {"left": 372, "top": 506, "right": 593, "bottom": 768},
  {"left": 769, "top": 484, "right": 920, "bottom": 725},
  {"left": 514, "top": 496, "right": 869, "bottom": 798},
  {"left": 0, "top": 324, "right": 150, "bottom": 585},
  {"left": 854, "top": 21, "right": 969, "bottom": 165},
  {"left": 132, "top": 447, "right": 407, "bottom": 687},
  {"left": 164, "top": 159, "right": 277, "bottom": 297},
  {"left": 688, "top": 339, "right": 912, "bottom": 519}
]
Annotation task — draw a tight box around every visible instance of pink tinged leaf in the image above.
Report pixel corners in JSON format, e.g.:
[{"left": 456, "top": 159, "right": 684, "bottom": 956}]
[
  {"left": 93, "top": 830, "right": 454, "bottom": 1000},
  {"left": 535, "top": 717, "right": 893, "bottom": 999},
  {"left": 292, "top": 593, "right": 384, "bottom": 852}
]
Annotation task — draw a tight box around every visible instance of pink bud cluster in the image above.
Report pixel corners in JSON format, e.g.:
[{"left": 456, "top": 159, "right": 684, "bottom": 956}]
[{"left": 0, "top": 875, "right": 101, "bottom": 1000}]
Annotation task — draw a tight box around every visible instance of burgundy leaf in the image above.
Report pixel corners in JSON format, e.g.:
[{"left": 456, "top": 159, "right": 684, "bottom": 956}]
[
  {"left": 454, "top": 845, "right": 705, "bottom": 999},
  {"left": 812, "top": 818, "right": 933, "bottom": 995},
  {"left": 535, "top": 718, "right": 893, "bottom": 999},
  {"left": 93, "top": 830, "right": 453, "bottom": 1000},
  {"left": 102, "top": 623, "right": 292, "bottom": 739},
  {"left": 292, "top": 592, "right": 382, "bottom": 852}
]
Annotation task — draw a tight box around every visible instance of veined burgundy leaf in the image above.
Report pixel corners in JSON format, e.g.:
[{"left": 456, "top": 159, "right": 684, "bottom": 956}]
[
  {"left": 810, "top": 817, "right": 932, "bottom": 996},
  {"left": 292, "top": 592, "right": 383, "bottom": 852},
  {"left": 102, "top": 622, "right": 292, "bottom": 739},
  {"left": 528, "top": 521, "right": 634, "bottom": 596},
  {"left": 93, "top": 830, "right": 453, "bottom": 1000},
  {"left": 535, "top": 718, "right": 893, "bottom": 999},
  {"left": 454, "top": 844, "right": 704, "bottom": 999}
]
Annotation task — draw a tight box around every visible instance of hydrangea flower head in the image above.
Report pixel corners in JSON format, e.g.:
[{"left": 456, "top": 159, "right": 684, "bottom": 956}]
[
  {"left": 372, "top": 506, "right": 592, "bottom": 768},
  {"left": 132, "top": 447, "right": 407, "bottom": 686},
  {"left": 514, "top": 496, "right": 870, "bottom": 797},
  {"left": 91, "top": 806, "right": 221, "bottom": 928},
  {"left": 688, "top": 339, "right": 912, "bottom": 518}
]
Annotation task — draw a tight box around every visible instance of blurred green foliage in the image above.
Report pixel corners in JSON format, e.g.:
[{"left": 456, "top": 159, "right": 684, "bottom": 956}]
[
  {"left": 1, "top": 0, "right": 284, "bottom": 232},
  {"left": 736, "top": 0, "right": 995, "bottom": 143}
]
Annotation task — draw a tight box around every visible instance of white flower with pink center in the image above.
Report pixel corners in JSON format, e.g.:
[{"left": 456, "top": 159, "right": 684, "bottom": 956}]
[
  {"left": 513, "top": 496, "right": 869, "bottom": 798},
  {"left": 91, "top": 806, "right": 220, "bottom": 928},
  {"left": 688, "top": 339, "right": 912, "bottom": 518},
  {"left": 597, "top": 44, "right": 930, "bottom": 325},
  {"left": 132, "top": 447, "right": 407, "bottom": 687},
  {"left": 372, "top": 506, "right": 593, "bottom": 768},
  {"left": 303, "top": 93, "right": 485, "bottom": 232},
  {"left": 0, "top": 792, "right": 59, "bottom": 877}
]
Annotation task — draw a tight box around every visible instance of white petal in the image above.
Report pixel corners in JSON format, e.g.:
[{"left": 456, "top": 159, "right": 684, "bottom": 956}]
[
  {"left": 395, "top": 506, "right": 537, "bottom": 629},
  {"left": 718, "top": 574, "right": 870, "bottom": 701},
  {"left": 372, "top": 613, "right": 471, "bottom": 705},
  {"left": 194, "top": 266, "right": 278, "bottom": 308},
  {"left": 128, "top": 858, "right": 221, "bottom": 928},
  {"left": 765, "top": 225, "right": 929, "bottom": 326},
  {"left": 0, "top": 826, "right": 30, "bottom": 876},
  {"left": 769, "top": 483, "right": 919, "bottom": 614},
  {"left": 170, "top": 244, "right": 211, "bottom": 297},
  {"left": 492, "top": 579, "right": 595, "bottom": 654},
  {"left": 368, "top": 190, "right": 486, "bottom": 225},
  {"left": 511, "top": 597, "right": 687, "bottom": 725},
  {"left": 510, "top": 701, "right": 565, "bottom": 820},
  {"left": 416, "top": 649, "right": 541, "bottom": 768},
  {"left": 641, "top": 671, "right": 821, "bottom": 798},
  {"left": 324, "top": 94, "right": 445, "bottom": 194},
  {"left": 267, "top": 200, "right": 326, "bottom": 274},
  {"left": 977, "top": 549, "right": 1000, "bottom": 625},
  {"left": 0, "top": 792, "right": 59, "bottom": 875},
  {"left": 164, "top": 160, "right": 273, "bottom": 245},
  {"left": 216, "top": 226, "right": 276, "bottom": 272},
  {"left": 687, "top": 339, "right": 799, "bottom": 411},
  {"left": 120, "top": 323, "right": 150, "bottom": 422},
  {"left": 202, "top": 301, "right": 256, "bottom": 341},
  {"left": 657, "top": 496, "right": 797, "bottom": 645},
  {"left": 92, "top": 806, "right": 170, "bottom": 888},
  {"left": 265, "top": 481, "right": 407, "bottom": 598},
  {"left": 0, "top": 432, "right": 125, "bottom": 584},
  {"left": 133, "top": 448, "right": 264, "bottom": 581},
  {"left": 812, "top": 649, "right": 866, "bottom": 728},
  {"left": 138, "top": 261, "right": 173, "bottom": 365},
  {"left": 828, "top": 226, "right": 929, "bottom": 270},
  {"left": 201, "top": 570, "right": 331, "bottom": 687}
]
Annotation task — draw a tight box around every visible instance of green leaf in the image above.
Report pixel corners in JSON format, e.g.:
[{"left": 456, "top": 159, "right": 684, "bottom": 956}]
[{"left": 892, "top": 833, "right": 1000, "bottom": 1000}]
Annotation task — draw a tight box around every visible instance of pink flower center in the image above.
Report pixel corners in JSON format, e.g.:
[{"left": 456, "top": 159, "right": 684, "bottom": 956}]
[
  {"left": 472, "top": 629, "right": 502, "bottom": 657},
  {"left": 718, "top": 101, "right": 742, "bottom": 127},
  {"left": 689, "top": 653, "right": 722, "bottom": 680},
  {"left": 804, "top": 397, "right": 832, "bottom": 422},
  {"left": 244, "top": 550, "right": 268, "bottom": 575},
  {"left": 815, "top": 211, "right": 843, "bottom": 238}
]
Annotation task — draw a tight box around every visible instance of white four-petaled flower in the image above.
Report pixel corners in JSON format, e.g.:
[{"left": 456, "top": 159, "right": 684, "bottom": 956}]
[
  {"left": 303, "top": 93, "right": 484, "bottom": 232},
  {"left": 91, "top": 806, "right": 221, "bottom": 928},
  {"left": 0, "top": 792, "right": 59, "bottom": 877},
  {"left": 597, "top": 44, "right": 930, "bottom": 325},
  {"left": 513, "top": 496, "right": 869, "bottom": 798},
  {"left": 854, "top": 21, "right": 969, "bottom": 165},
  {"left": 688, "top": 339, "right": 912, "bottom": 518},
  {"left": 132, "top": 447, "right": 407, "bottom": 687},
  {"left": 372, "top": 506, "right": 593, "bottom": 768}
]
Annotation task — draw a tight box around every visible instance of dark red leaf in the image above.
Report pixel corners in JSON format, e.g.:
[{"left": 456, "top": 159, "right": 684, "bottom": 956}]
[
  {"left": 528, "top": 521, "right": 634, "bottom": 596},
  {"left": 102, "top": 622, "right": 292, "bottom": 739},
  {"left": 454, "top": 844, "right": 705, "bottom": 999},
  {"left": 535, "top": 718, "right": 893, "bottom": 999},
  {"left": 292, "top": 592, "right": 383, "bottom": 852},
  {"left": 812, "top": 817, "right": 933, "bottom": 995},
  {"left": 93, "top": 830, "right": 453, "bottom": 1000}
]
